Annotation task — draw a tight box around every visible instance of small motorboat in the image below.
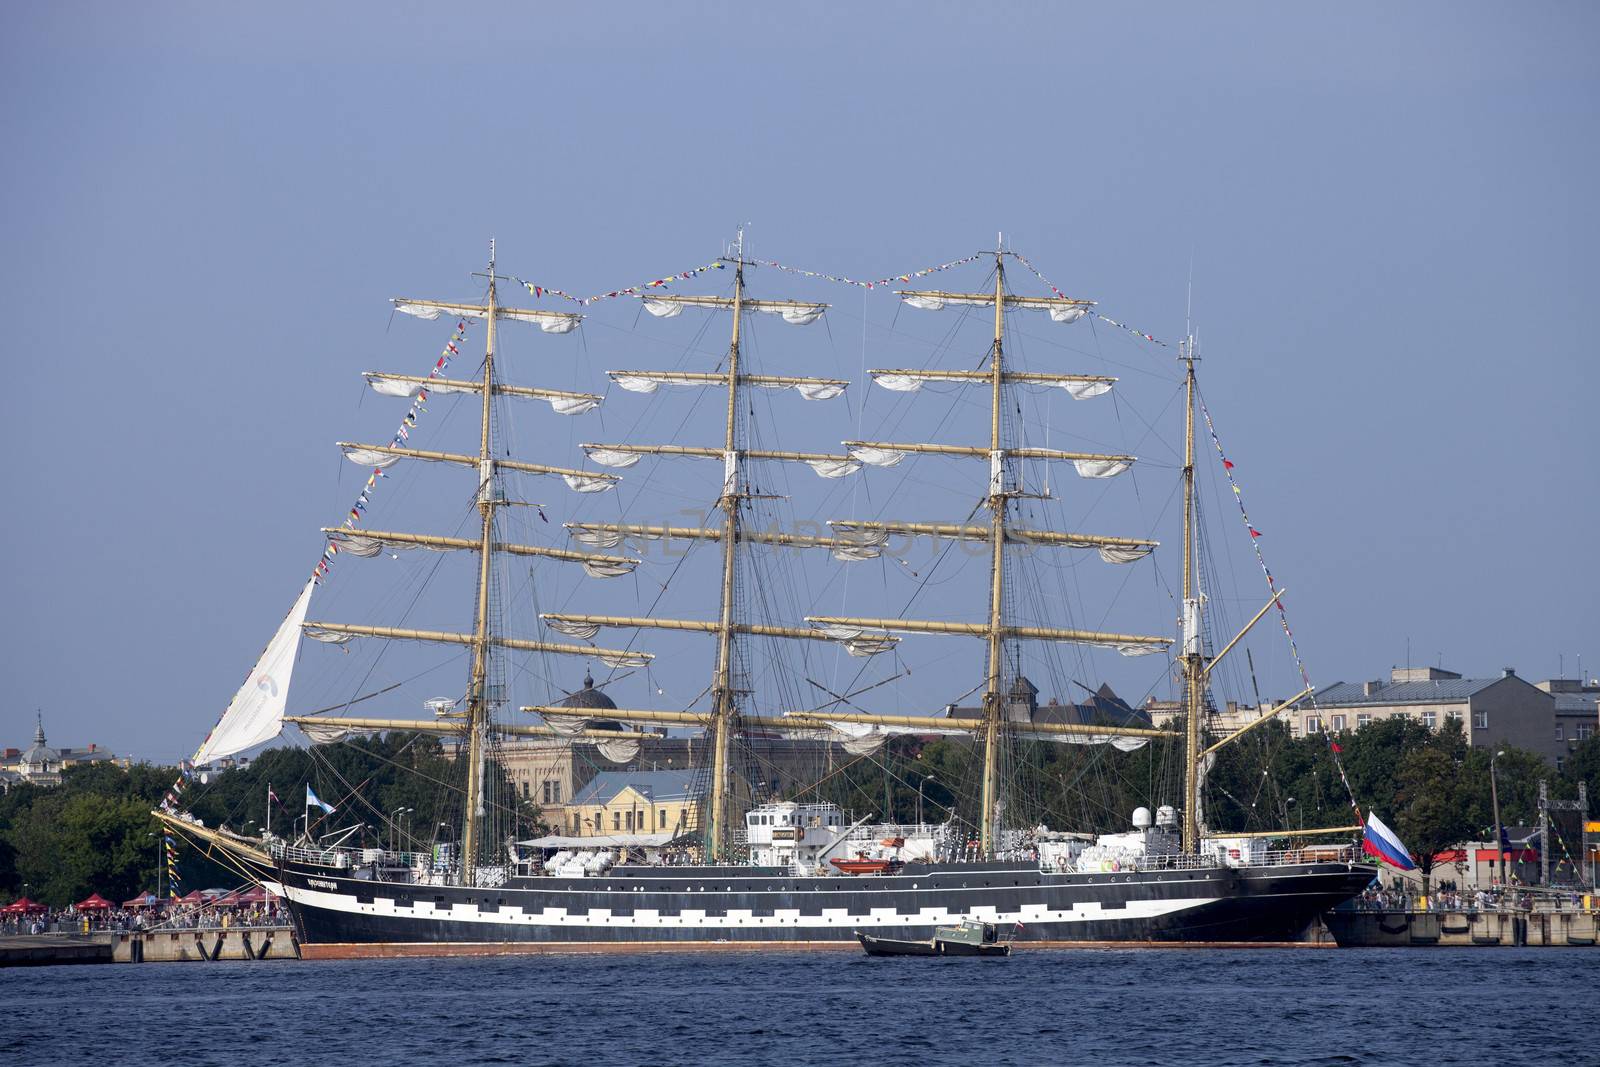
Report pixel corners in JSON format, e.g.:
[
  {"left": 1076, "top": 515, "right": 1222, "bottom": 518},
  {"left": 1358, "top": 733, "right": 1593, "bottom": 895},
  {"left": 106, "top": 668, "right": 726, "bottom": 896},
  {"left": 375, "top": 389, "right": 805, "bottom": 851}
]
[
  {"left": 830, "top": 851, "right": 900, "bottom": 875},
  {"left": 856, "top": 919, "right": 1012, "bottom": 957}
]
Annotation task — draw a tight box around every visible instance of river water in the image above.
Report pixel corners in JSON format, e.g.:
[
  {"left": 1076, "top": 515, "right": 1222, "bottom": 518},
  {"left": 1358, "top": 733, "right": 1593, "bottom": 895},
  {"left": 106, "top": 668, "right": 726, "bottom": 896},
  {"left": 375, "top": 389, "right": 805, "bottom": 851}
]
[{"left": 2, "top": 948, "right": 1589, "bottom": 1066}]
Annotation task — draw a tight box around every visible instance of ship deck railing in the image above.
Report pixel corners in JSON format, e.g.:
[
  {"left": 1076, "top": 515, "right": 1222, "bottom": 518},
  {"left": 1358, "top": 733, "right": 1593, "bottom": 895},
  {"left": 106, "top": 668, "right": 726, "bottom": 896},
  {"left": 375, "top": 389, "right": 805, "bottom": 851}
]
[{"left": 1041, "top": 845, "right": 1361, "bottom": 874}]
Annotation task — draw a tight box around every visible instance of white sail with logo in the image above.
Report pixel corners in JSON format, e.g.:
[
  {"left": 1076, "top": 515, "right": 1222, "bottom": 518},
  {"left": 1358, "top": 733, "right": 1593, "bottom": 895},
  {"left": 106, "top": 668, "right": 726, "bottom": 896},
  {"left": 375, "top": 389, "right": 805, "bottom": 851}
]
[{"left": 193, "top": 579, "right": 315, "bottom": 764}]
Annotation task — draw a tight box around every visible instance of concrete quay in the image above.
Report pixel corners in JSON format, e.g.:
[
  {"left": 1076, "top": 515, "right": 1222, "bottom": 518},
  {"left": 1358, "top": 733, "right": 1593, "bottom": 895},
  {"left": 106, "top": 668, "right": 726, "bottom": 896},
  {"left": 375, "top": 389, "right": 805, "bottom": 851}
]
[
  {"left": 0, "top": 926, "right": 298, "bottom": 966},
  {"left": 1325, "top": 907, "right": 1598, "bottom": 947}
]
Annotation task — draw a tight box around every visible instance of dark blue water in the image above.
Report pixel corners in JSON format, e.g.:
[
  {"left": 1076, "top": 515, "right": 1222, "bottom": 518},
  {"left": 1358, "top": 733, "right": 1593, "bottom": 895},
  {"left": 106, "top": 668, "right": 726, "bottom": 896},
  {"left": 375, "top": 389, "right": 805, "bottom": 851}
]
[{"left": 3, "top": 949, "right": 1592, "bottom": 1066}]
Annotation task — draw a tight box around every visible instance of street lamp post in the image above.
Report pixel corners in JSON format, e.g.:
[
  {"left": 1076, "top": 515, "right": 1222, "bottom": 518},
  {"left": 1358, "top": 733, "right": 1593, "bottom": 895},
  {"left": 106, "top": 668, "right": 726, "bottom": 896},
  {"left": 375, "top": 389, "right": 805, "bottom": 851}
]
[
  {"left": 917, "top": 774, "right": 937, "bottom": 827},
  {"left": 1490, "top": 750, "right": 1507, "bottom": 886},
  {"left": 388, "top": 807, "right": 412, "bottom": 852}
]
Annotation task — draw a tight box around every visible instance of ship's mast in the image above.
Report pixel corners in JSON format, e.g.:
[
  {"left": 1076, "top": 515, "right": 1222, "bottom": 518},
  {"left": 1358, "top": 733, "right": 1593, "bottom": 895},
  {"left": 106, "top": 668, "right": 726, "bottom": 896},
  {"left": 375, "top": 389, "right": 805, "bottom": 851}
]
[
  {"left": 1179, "top": 336, "right": 1203, "bottom": 853},
  {"left": 462, "top": 239, "right": 501, "bottom": 884},
  {"left": 979, "top": 242, "right": 1008, "bottom": 856},
  {"left": 708, "top": 233, "right": 748, "bottom": 861},
  {"left": 519, "top": 243, "right": 1178, "bottom": 857}
]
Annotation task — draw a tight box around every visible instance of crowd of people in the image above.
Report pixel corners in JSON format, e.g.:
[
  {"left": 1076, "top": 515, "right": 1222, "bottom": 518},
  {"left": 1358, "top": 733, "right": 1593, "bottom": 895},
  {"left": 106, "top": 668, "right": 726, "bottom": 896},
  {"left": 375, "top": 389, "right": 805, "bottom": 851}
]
[
  {"left": 1, "top": 899, "right": 289, "bottom": 935},
  {"left": 1350, "top": 880, "right": 1594, "bottom": 913}
]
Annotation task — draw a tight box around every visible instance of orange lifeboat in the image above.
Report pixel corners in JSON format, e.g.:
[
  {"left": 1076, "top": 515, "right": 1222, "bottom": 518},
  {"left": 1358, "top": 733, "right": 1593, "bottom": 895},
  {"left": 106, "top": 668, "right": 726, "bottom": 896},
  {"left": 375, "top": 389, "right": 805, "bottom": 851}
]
[{"left": 830, "top": 851, "right": 900, "bottom": 875}]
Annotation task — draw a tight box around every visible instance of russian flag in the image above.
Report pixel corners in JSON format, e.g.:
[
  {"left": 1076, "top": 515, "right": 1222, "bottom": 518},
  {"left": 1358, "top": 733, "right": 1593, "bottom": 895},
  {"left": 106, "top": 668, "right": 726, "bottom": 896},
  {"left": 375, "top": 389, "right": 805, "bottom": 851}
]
[{"left": 1362, "top": 812, "right": 1416, "bottom": 870}]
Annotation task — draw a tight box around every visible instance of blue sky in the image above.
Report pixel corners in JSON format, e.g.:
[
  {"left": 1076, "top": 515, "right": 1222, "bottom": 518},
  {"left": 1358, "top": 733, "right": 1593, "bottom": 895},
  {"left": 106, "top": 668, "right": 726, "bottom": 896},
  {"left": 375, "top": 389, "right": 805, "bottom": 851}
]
[{"left": 3, "top": 2, "right": 1596, "bottom": 761}]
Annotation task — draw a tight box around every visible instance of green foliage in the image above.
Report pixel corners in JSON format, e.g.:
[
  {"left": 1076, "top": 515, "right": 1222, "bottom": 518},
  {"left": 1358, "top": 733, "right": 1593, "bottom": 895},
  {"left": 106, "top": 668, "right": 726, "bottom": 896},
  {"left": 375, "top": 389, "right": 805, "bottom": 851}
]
[
  {"left": 1393, "top": 746, "right": 1473, "bottom": 890},
  {"left": 0, "top": 763, "right": 168, "bottom": 906},
  {"left": 1562, "top": 735, "right": 1600, "bottom": 799},
  {"left": 0, "top": 735, "right": 547, "bottom": 905}
]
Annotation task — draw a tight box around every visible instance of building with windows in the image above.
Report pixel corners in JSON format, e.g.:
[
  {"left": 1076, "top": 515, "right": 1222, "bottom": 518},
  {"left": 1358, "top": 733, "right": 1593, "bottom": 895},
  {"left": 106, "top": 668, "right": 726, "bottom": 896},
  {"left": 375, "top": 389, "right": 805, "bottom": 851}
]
[
  {"left": 566, "top": 770, "right": 706, "bottom": 838},
  {"left": 0, "top": 715, "right": 118, "bottom": 787},
  {"left": 492, "top": 674, "right": 852, "bottom": 835},
  {"left": 946, "top": 676, "right": 1154, "bottom": 729},
  {"left": 1299, "top": 667, "right": 1560, "bottom": 760},
  {"left": 1537, "top": 678, "right": 1600, "bottom": 772}
]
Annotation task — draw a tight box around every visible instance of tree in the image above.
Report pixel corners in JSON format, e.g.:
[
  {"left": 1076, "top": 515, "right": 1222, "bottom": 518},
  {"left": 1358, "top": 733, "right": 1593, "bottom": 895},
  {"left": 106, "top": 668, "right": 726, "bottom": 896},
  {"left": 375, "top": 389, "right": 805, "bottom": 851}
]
[
  {"left": 1392, "top": 746, "right": 1474, "bottom": 900},
  {"left": 1563, "top": 735, "right": 1600, "bottom": 801}
]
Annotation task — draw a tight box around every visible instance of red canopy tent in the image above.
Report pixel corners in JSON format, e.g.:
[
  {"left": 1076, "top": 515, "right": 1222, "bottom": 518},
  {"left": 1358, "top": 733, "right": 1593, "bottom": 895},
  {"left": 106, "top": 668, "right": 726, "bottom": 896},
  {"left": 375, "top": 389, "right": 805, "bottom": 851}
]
[
  {"left": 175, "top": 890, "right": 207, "bottom": 906},
  {"left": 75, "top": 893, "right": 115, "bottom": 911},
  {"left": 219, "top": 886, "right": 281, "bottom": 906},
  {"left": 122, "top": 893, "right": 163, "bottom": 909},
  {"left": 1, "top": 897, "right": 47, "bottom": 915}
]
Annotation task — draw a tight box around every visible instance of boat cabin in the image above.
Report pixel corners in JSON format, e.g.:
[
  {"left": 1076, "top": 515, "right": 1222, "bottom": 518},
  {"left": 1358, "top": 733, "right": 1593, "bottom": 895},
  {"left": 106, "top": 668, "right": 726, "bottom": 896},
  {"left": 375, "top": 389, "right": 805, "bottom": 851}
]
[
  {"left": 934, "top": 920, "right": 1002, "bottom": 947},
  {"left": 745, "top": 801, "right": 847, "bottom": 869}
]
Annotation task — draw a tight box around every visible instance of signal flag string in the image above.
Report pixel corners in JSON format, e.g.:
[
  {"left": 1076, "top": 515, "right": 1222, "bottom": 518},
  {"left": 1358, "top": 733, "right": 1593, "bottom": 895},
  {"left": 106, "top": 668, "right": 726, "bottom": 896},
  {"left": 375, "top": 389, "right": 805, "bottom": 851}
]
[{"left": 1197, "top": 388, "right": 1363, "bottom": 824}]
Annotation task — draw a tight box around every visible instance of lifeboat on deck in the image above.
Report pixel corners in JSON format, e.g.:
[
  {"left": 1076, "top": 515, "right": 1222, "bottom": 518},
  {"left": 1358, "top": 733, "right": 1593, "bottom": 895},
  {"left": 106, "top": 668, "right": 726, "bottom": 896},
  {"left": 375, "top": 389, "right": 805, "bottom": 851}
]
[{"left": 830, "top": 851, "right": 900, "bottom": 875}]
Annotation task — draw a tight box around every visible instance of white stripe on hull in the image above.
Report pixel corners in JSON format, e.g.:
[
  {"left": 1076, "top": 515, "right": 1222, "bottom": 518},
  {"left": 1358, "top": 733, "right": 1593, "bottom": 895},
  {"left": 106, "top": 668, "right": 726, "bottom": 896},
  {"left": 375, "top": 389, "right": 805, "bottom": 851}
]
[{"left": 283, "top": 883, "right": 1212, "bottom": 930}]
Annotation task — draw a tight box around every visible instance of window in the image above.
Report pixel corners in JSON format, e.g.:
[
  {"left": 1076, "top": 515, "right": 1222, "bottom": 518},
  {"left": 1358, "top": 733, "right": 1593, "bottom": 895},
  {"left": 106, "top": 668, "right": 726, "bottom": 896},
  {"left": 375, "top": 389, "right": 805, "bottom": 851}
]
[
  {"left": 1556, "top": 725, "right": 1565, "bottom": 741},
  {"left": 1556, "top": 757, "right": 1566, "bottom": 773},
  {"left": 1422, "top": 712, "right": 1437, "bottom": 730},
  {"left": 1474, "top": 711, "right": 1489, "bottom": 730},
  {"left": 625, "top": 811, "right": 634, "bottom": 831},
  {"left": 1446, "top": 710, "right": 1461, "bottom": 723},
  {"left": 659, "top": 809, "right": 667, "bottom": 829},
  {"left": 1579, "top": 724, "right": 1594, "bottom": 741},
  {"left": 1331, "top": 715, "right": 1346, "bottom": 731},
  {"left": 1304, "top": 716, "right": 1321, "bottom": 733},
  {"left": 570, "top": 814, "right": 580, "bottom": 833},
  {"left": 613, "top": 811, "right": 621, "bottom": 831},
  {"left": 1357, "top": 714, "right": 1372, "bottom": 728},
  {"left": 521, "top": 781, "right": 530, "bottom": 799}
]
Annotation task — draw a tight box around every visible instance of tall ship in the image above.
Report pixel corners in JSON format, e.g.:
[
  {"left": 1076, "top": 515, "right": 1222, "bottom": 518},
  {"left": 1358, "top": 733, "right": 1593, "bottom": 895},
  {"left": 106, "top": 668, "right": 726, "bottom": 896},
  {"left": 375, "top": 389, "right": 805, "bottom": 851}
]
[{"left": 161, "top": 236, "right": 1375, "bottom": 955}]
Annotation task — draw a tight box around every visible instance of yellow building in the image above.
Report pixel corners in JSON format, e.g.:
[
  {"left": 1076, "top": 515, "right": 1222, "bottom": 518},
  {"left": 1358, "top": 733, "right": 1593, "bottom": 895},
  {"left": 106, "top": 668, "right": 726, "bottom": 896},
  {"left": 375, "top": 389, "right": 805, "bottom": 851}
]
[{"left": 566, "top": 770, "right": 706, "bottom": 838}]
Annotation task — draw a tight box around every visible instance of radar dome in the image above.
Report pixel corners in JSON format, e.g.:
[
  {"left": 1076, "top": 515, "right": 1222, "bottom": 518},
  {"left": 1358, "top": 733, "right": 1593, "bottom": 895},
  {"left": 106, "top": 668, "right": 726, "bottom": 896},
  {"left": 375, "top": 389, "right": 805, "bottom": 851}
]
[{"left": 1131, "top": 806, "right": 1152, "bottom": 829}]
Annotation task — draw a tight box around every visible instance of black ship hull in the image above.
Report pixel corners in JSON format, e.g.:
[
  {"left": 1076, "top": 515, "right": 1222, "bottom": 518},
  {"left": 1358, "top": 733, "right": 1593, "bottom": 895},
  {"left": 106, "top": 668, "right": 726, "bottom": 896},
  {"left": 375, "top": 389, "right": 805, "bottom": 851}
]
[{"left": 252, "top": 855, "right": 1374, "bottom": 957}]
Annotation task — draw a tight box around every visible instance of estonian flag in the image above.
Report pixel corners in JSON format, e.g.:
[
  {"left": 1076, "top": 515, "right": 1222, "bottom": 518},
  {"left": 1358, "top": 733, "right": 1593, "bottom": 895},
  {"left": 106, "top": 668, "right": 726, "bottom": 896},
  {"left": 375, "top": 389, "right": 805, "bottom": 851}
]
[
  {"left": 1361, "top": 812, "right": 1416, "bottom": 870},
  {"left": 306, "top": 784, "right": 337, "bottom": 815}
]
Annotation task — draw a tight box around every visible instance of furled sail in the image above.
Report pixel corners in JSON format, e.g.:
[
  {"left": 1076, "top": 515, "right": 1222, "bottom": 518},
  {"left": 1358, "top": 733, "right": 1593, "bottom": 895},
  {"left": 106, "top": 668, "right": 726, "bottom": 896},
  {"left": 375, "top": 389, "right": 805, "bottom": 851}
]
[
  {"left": 596, "top": 650, "right": 652, "bottom": 668},
  {"left": 1012, "top": 730, "right": 1151, "bottom": 750},
  {"left": 596, "top": 738, "right": 642, "bottom": 763},
  {"left": 791, "top": 381, "right": 844, "bottom": 400},
  {"left": 584, "top": 447, "right": 644, "bottom": 469},
  {"left": 562, "top": 474, "right": 617, "bottom": 494},
  {"left": 364, "top": 373, "right": 599, "bottom": 414},
  {"left": 811, "top": 624, "right": 898, "bottom": 657},
  {"left": 1073, "top": 458, "right": 1134, "bottom": 479},
  {"left": 868, "top": 369, "right": 1114, "bottom": 400},
  {"left": 364, "top": 373, "right": 478, "bottom": 399},
  {"left": 546, "top": 618, "right": 603, "bottom": 639},
  {"left": 642, "top": 295, "right": 826, "bottom": 325},
  {"left": 549, "top": 396, "right": 600, "bottom": 415},
  {"left": 898, "top": 291, "right": 1093, "bottom": 320},
  {"left": 298, "top": 721, "right": 369, "bottom": 745},
  {"left": 612, "top": 373, "right": 671, "bottom": 393},
  {"left": 192, "top": 579, "right": 316, "bottom": 764},
  {"left": 849, "top": 446, "right": 908, "bottom": 467},
  {"left": 807, "top": 458, "right": 862, "bottom": 479},
  {"left": 392, "top": 299, "right": 580, "bottom": 334},
  {"left": 581, "top": 560, "right": 636, "bottom": 579},
  {"left": 608, "top": 371, "right": 845, "bottom": 401},
  {"left": 342, "top": 446, "right": 401, "bottom": 469}
]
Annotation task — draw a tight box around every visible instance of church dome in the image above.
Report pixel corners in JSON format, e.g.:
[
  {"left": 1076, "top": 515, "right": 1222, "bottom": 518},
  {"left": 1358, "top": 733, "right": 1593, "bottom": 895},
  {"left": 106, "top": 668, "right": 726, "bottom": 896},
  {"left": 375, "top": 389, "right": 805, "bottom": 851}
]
[
  {"left": 559, "top": 674, "right": 618, "bottom": 713},
  {"left": 21, "top": 718, "right": 59, "bottom": 769}
]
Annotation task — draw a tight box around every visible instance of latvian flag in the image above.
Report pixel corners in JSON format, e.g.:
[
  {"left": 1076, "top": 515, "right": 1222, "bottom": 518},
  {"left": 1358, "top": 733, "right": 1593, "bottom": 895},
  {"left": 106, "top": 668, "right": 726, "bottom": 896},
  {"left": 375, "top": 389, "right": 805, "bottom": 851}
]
[{"left": 1361, "top": 812, "right": 1416, "bottom": 870}]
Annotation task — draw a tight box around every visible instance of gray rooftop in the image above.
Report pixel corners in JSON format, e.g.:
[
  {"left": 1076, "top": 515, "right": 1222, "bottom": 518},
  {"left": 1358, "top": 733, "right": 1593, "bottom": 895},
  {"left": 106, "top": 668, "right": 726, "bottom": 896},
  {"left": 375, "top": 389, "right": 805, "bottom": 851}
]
[
  {"left": 570, "top": 769, "right": 706, "bottom": 807},
  {"left": 1313, "top": 677, "right": 1508, "bottom": 707},
  {"left": 1553, "top": 692, "right": 1600, "bottom": 715}
]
